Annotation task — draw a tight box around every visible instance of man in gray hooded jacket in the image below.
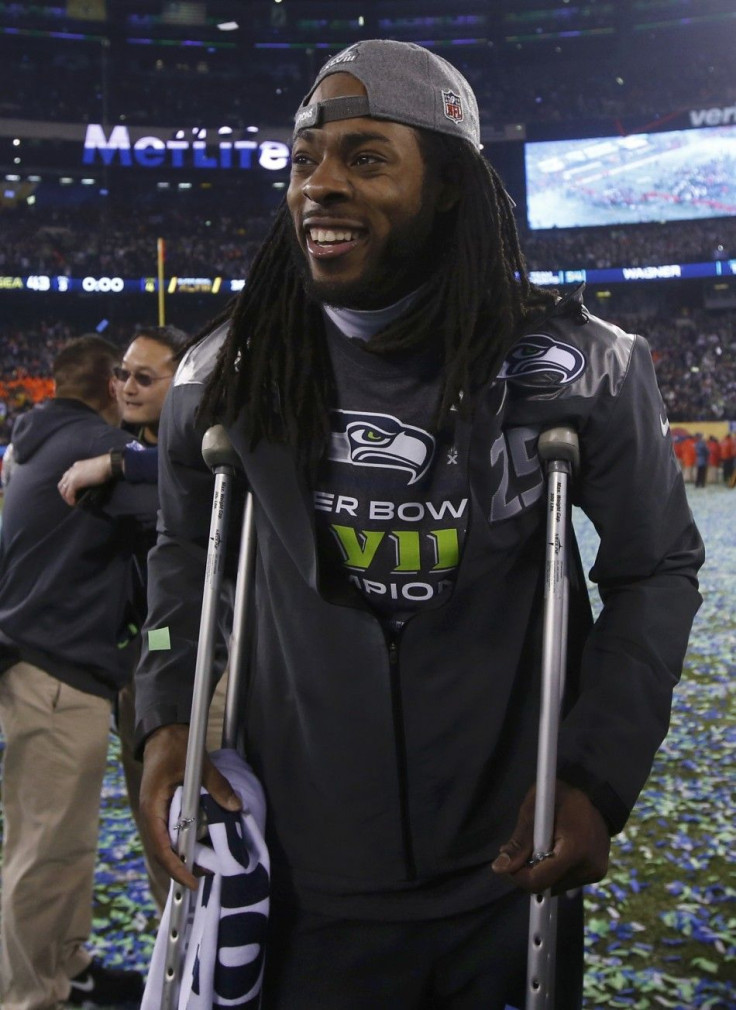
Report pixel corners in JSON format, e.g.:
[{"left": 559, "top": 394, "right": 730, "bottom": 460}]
[
  {"left": 0, "top": 335, "right": 151, "bottom": 1010},
  {"left": 136, "top": 41, "right": 704, "bottom": 1010}
]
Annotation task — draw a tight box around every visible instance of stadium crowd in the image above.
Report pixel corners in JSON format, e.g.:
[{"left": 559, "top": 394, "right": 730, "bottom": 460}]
[
  {"left": 4, "top": 205, "right": 736, "bottom": 279},
  {"left": 519, "top": 218, "right": 736, "bottom": 271},
  {"left": 0, "top": 320, "right": 128, "bottom": 447},
  {"left": 2, "top": 32, "right": 735, "bottom": 133},
  {"left": 2, "top": 301, "right": 735, "bottom": 448},
  {"left": 2, "top": 18, "right": 735, "bottom": 460},
  {"left": 469, "top": 48, "right": 736, "bottom": 132},
  {"left": 621, "top": 308, "right": 736, "bottom": 422},
  {"left": 0, "top": 205, "right": 274, "bottom": 280}
]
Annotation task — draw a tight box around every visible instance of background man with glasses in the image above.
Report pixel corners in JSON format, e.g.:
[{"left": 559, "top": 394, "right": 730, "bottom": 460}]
[{"left": 59, "top": 325, "right": 189, "bottom": 497}]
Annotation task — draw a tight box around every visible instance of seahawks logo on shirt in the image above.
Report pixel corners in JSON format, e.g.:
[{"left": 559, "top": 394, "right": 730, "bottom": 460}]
[
  {"left": 328, "top": 410, "right": 435, "bottom": 485},
  {"left": 499, "top": 333, "right": 586, "bottom": 386}
]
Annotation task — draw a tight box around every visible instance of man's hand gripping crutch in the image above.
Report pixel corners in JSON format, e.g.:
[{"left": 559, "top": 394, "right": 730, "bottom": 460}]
[
  {"left": 491, "top": 427, "right": 611, "bottom": 1007},
  {"left": 139, "top": 425, "right": 256, "bottom": 1010}
]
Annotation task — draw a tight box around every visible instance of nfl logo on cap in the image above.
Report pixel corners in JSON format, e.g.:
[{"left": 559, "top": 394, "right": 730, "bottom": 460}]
[
  {"left": 442, "top": 90, "right": 464, "bottom": 123},
  {"left": 295, "top": 40, "right": 482, "bottom": 151}
]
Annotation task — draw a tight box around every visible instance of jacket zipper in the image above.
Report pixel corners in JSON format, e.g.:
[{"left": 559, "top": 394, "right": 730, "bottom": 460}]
[{"left": 387, "top": 632, "right": 417, "bottom": 880}]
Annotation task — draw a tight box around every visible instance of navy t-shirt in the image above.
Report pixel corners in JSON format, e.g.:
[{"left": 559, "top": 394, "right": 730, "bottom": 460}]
[{"left": 313, "top": 321, "right": 470, "bottom": 628}]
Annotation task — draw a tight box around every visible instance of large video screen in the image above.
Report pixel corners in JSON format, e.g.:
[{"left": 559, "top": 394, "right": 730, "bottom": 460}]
[{"left": 525, "top": 125, "right": 736, "bottom": 229}]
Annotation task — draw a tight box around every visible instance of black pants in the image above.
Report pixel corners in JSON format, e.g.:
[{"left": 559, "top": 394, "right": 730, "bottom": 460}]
[{"left": 262, "top": 889, "right": 583, "bottom": 1010}]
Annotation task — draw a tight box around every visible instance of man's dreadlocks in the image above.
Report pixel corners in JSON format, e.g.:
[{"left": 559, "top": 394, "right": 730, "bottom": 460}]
[{"left": 198, "top": 131, "right": 558, "bottom": 468}]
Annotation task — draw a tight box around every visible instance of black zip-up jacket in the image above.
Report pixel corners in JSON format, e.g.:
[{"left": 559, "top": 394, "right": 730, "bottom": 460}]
[
  {"left": 135, "top": 292, "right": 704, "bottom": 918},
  {"left": 0, "top": 398, "right": 158, "bottom": 699}
]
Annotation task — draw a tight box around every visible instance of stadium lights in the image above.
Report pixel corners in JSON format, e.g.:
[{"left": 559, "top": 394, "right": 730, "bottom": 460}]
[
  {"left": 12, "top": 138, "right": 20, "bottom": 146},
  {"left": 217, "top": 21, "right": 239, "bottom": 31}
]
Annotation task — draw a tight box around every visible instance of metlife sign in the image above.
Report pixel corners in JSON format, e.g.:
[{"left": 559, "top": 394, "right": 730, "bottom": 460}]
[{"left": 82, "top": 125, "right": 290, "bottom": 170}]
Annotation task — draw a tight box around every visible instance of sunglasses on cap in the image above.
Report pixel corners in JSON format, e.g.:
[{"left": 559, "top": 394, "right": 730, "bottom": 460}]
[{"left": 113, "top": 366, "right": 173, "bottom": 387}]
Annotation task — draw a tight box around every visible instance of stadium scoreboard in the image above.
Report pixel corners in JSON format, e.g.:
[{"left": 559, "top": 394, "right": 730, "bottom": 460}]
[
  {"left": 3, "top": 265, "right": 736, "bottom": 296},
  {"left": 0, "top": 275, "right": 247, "bottom": 294}
]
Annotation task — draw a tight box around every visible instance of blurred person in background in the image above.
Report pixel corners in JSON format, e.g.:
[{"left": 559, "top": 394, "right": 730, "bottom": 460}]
[
  {"left": 58, "top": 324, "right": 189, "bottom": 915},
  {"left": 680, "top": 433, "right": 696, "bottom": 483},
  {"left": 0, "top": 336, "right": 153, "bottom": 1010},
  {"left": 58, "top": 325, "right": 231, "bottom": 916},
  {"left": 706, "top": 434, "right": 721, "bottom": 484},
  {"left": 720, "top": 428, "right": 735, "bottom": 484},
  {"left": 694, "top": 432, "right": 709, "bottom": 487}
]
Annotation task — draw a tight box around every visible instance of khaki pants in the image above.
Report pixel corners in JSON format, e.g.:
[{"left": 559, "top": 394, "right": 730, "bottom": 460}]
[{"left": 0, "top": 662, "right": 111, "bottom": 1010}]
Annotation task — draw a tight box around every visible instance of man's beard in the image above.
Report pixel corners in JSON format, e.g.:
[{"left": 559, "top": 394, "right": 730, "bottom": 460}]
[{"left": 287, "top": 213, "right": 443, "bottom": 311}]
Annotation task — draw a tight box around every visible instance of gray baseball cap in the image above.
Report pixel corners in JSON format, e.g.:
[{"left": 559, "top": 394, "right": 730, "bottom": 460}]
[{"left": 294, "top": 39, "right": 481, "bottom": 150}]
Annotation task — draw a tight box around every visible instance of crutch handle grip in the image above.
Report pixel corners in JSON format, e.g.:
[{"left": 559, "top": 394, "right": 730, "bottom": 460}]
[
  {"left": 538, "top": 426, "right": 579, "bottom": 471},
  {"left": 201, "top": 424, "right": 240, "bottom": 471}
]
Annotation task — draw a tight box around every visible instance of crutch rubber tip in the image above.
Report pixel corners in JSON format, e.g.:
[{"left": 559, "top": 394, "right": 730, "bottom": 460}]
[
  {"left": 538, "top": 426, "right": 580, "bottom": 470},
  {"left": 201, "top": 424, "right": 240, "bottom": 470}
]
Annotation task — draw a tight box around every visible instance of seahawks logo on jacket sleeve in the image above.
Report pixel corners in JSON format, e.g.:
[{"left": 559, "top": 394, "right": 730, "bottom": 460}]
[
  {"left": 328, "top": 410, "right": 435, "bottom": 485},
  {"left": 499, "top": 333, "right": 586, "bottom": 386}
]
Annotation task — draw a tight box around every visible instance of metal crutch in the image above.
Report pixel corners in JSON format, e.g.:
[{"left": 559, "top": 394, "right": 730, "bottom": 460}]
[
  {"left": 525, "top": 425, "right": 580, "bottom": 1010},
  {"left": 161, "top": 424, "right": 254, "bottom": 1010},
  {"left": 223, "top": 486, "right": 257, "bottom": 751}
]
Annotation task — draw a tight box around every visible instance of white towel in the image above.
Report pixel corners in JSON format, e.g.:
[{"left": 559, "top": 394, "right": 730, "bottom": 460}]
[{"left": 142, "top": 748, "right": 269, "bottom": 1009}]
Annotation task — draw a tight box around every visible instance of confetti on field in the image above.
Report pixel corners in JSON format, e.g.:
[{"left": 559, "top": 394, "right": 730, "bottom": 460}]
[
  {"left": 575, "top": 485, "right": 736, "bottom": 1009},
  {"left": 0, "top": 484, "right": 734, "bottom": 1008},
  {"left": 87, "top": 736, "right": 160, "bottom": 974}
]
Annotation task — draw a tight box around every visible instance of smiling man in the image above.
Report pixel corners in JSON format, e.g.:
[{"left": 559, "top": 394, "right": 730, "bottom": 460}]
[
  {"left": 289, "top": 71, "right": 452, "bottom": 309},
  {"left": 58, "top": 325, "right": 188, "bottom": 501},
  {"left": 136, "top": 41, "right": 703, "bottom": 1010},
  {"left": 115, "top": 328, "right": 180, "bottom": 444}
]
